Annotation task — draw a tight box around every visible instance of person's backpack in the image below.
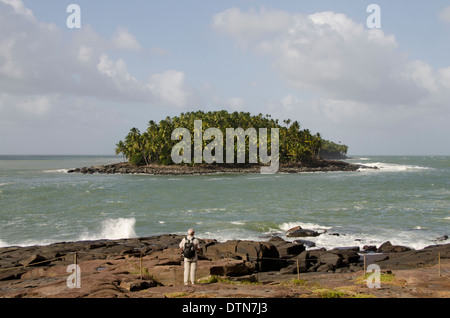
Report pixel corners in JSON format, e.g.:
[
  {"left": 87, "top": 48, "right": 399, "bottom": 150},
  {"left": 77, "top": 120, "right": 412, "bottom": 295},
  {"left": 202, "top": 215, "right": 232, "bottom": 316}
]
[{"left": 182, "top": 237, "right": 196, "bottom": 258}]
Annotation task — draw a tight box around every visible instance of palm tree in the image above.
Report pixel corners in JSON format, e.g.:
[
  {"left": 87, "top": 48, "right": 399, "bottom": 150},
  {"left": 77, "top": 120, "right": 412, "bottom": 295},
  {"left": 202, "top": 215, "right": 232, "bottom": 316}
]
[
  {"left": 115, "top": 140, "right": 126, "bottom": 162},
  {"left": 114, "top": 110, "right": 347, "bottom": 166}
]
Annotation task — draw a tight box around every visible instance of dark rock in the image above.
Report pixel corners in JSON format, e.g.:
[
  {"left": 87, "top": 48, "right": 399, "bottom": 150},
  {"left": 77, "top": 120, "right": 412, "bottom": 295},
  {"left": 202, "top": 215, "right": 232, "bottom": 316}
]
[
  {"left": 229, "top": 274, "right": 258, "bottom": 283},
  {"left": 286, "top": 229, "right": 320, "bottom": 238},
  {"left": 68, "top": 160, "right": 366, "bottom": 176},
  {"left": 329, "top": 249, "right": 360, "bottom": 265},
  {"left": 286, "top": 226, "right": 302, "bottom": 236},
  {"left": 19, "top": 254, "right": 50, "bottom": 267},
  {"left": 375, "top": 243, "right": 450, "bottom": 270},
  {"left": 237, "top": 241, "right": 280, "bottom": 271},
  {"left": 279, "top": 262, "right": 308, "bottom": 275},
  {"left": 268, "top": 238, "right": 305, "bottom": 259},
  {"left": 119, "top": 278, "right": 157, "bottom": 292},
  {"left": 295, "top": 251, "right": 313, "bottom": 269},
  {"left": 331, "top": 246, "right": 360, "bottom": 252},
  {"left": 335, "top": 267, "right": 350, "bottom": 273},
  {"left": 268, "top": 236, "right": 285, "bottom": 243},
  {"left": 204, "top": 240, "right": 239, "bottom": 260},
  {"left": 349, "top": 264, "right": 363, "bottom": 272},
  {"left": 377, "top": 241, "right": 412, "bottom": 253},
  {"left": 317, "top": 252, "right": 343, "bottom": 268},
  {"left": 204, "top": 240, "right": 281, "bottom": 271},
  {"left": 434, "top": 235, "right": 448, "bottom": 242},
  {"left": 362, "top": 245, "right": 377, "bottom": 253},
  {"left": 309, "top": 263, "right": 321, "bottom": 272},
  {"left": 0, "top": 269, "right": 26, "bottom": 281},
  {"left": 293, "top": 239, "right": 316, "bottom": 248},
  {"left": 316, "top": 264, "right": 334, "bottom": 272},
  {"left": 210, "top": 260, "right": 255, "bottom": 277},
  {"left": 374, "top": 255, "right": 390, "bottom": 262}
]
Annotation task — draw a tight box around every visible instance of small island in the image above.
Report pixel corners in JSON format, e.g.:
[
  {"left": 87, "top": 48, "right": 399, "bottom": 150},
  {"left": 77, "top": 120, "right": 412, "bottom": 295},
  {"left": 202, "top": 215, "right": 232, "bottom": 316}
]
[{"left": 69, "top": 110, "right": 372, "bottom": 175}]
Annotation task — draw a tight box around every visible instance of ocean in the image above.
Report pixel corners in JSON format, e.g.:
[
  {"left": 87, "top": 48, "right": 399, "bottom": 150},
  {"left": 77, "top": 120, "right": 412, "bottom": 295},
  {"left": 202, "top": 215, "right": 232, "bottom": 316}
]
[{"left": 0, "top": 155, "right": 448, "bottom": 250}]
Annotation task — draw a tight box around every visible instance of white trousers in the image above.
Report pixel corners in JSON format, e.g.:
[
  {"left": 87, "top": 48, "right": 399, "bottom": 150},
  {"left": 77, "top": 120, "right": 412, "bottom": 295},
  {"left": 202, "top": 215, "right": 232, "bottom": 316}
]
[{"left": 183, "top": 259, "right": 197, "bottom": 285}]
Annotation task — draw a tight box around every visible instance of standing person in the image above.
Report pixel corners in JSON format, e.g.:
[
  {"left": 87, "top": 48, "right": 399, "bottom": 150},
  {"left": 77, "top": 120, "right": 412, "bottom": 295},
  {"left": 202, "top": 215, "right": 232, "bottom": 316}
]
[{"left": 179, "top": 228, "right": 200, "bottom": 285}]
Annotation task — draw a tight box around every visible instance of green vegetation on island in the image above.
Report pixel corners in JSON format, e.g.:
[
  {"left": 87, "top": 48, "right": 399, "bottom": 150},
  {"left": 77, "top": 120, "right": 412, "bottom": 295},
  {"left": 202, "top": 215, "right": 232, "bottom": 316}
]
[{"left": 115, "top": 110, "right": 348, "bottom": 166}]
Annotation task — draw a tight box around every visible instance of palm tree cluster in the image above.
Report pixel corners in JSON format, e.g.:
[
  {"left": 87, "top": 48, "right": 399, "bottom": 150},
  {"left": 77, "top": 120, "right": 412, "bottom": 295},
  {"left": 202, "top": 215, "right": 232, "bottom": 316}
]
[
  {"left": 115, "top": 110, "right": 347, "bottom": 166},
  {"left": 318, "top": 139, "right": 349, "bottom": 159}
]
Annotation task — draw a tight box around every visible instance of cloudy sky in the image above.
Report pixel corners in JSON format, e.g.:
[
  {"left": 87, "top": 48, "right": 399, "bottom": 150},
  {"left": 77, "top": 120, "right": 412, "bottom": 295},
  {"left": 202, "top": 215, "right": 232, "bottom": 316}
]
[{"left": 1, "top": 0, "right": 449, "bottom": 155}]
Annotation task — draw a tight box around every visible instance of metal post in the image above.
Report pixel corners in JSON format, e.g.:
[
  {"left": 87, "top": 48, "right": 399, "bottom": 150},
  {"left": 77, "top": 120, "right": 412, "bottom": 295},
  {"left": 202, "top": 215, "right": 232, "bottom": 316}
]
[
  {"left": 140, "top": 253, "right": 143, "bottom": 280},
  {"left": 74, "top": 252, "right": 78, "bottom": 288},
  {"left": 363, "top": 254, "right": 366, "bottom": 273},
  {"left": 438, "top": 252, "right": 441, "bottom": 277}
]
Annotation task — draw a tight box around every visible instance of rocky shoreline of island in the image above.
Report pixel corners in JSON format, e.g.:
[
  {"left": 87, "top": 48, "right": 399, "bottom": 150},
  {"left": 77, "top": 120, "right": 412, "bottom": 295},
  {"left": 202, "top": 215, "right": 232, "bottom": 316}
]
[
  {"left": 67, "top": 159, "right": 376, "bottom": 175},
  {"left": 0, "top": 229, "right": 448, "bottom": 298}
]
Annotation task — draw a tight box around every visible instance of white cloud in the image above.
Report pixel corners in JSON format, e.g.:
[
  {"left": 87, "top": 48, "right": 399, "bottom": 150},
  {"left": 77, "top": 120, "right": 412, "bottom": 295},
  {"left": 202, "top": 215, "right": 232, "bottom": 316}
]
[
  {"left": 111, "top": 27, "right": 141, "bottom": 50},
  {"left": 312, "top": 98, "right": 371, "bottom": 124},
  {"left": 0, "top": 0, "right": 33, "bottom": 19},
  {"left": 213, "top": 7, "right": 450, "bottom": 155},
  {"left": 77, "top": 46, "right": 93, "bottom": 63},
  {"left": 213, "top": 7, "right": 450, "bottom": 109},
  {"left": 227, "top": 97, "right": 245, "bottom": 110},
  {"left": 212, "top": 7, "right": 293, "bottom": 46},
  {"left": 16, "top": 95, "right": 52, "bottom": 115},
  {"left": 0, "top": 0, "right": 198, "bottom": 110},
  {"left": 438, "top": 6, "right": 450, "bottom": 23},
  {"left": 0, "top": 37, "right": 24, "bottom": 79},
  {"left": 97, "top": 54, "right": 135, "bottom": 82},
  {"left": 0, "top": 93, "right": 54, "bottom": 118},
  {"left": 402, "top": 60, "right": 438, "bottom": 93},
  {"left": 148, "top": 70, "right": 198, "bottom": 108},
  {"left": 151, "top": 47, "right": 170, "bottom": 56},
  {"left": 438, "top": 67, "right": 450, "bottom": 88}
]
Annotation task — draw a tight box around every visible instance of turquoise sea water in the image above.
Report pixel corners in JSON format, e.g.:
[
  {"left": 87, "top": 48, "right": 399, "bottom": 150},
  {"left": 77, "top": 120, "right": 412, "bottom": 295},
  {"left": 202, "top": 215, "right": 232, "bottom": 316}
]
[{"left": 0, "top": 155, "right": 448, "bottom": 250}]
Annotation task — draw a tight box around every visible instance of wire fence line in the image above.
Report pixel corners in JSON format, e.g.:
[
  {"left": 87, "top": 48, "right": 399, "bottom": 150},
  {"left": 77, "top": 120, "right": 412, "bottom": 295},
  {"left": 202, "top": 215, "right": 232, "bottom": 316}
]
[
  {"left": 0, "top": 248, "right": 448, "bottom": 280},
  {"left": 0, "top": 248, "right": 448, "bottom": 298}
]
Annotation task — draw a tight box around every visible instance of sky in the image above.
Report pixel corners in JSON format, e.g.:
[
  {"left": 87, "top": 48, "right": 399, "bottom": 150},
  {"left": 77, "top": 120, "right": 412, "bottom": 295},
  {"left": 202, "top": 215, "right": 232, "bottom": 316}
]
[{"left": 0, "top": 0, "right": 449, "bottom": 156}]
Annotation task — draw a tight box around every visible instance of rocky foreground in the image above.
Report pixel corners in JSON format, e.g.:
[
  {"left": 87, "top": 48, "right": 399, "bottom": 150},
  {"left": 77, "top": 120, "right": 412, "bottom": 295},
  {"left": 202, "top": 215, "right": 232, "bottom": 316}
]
[
  {"left": 67, "top": 159, "right": 374, "bottom": 175},
  {"left": 0, "top": 233, "right": 449, "bottom": 298}
]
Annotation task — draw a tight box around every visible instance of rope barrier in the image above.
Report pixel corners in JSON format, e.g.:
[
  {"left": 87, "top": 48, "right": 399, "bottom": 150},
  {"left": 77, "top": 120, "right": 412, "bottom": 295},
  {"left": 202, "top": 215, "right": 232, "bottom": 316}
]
[
  {"left": 0, "top": 253, "right": 72, "bottom": 273},
  {"left": 0, "top": 248, "right": 448, "bottom": 281}
]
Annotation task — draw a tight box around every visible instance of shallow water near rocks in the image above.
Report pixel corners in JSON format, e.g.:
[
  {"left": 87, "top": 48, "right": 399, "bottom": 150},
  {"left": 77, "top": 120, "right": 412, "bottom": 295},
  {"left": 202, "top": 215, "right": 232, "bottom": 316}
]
[{"left": 0, "top": 155, "right": 448, "bottom": 250}]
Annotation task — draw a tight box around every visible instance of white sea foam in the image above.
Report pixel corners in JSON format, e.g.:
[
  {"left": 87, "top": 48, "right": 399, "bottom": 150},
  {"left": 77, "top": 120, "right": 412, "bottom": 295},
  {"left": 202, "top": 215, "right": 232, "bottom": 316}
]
[
  {"left": 0, "top": 238, "right": 58, "bottom": 248},
  {"left": 43, "top": 169, "right": 69, "bottom": 173},
  {"left": 268, "top": 228, "right": 438, "bottom": 251},
  {"left": 358, "top": 162, "right": 432, "bottom": 172},
  {"left": 206, "top": 177, "right": 232, "bottom": 181},
  {"left": 205, "top": 220, "right": 444, "bottom": 251},
  {"left": 78, "top": 218, "right": 137, "bottom": 241},
  {"left": 106, "top": 200, "right": 124, "bottom": 204},
  {"left": 278, "top": 222, "right": 332, "bottom": 232}
]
